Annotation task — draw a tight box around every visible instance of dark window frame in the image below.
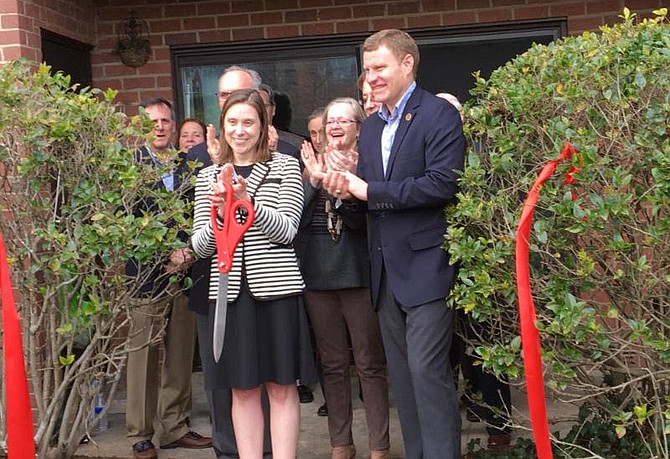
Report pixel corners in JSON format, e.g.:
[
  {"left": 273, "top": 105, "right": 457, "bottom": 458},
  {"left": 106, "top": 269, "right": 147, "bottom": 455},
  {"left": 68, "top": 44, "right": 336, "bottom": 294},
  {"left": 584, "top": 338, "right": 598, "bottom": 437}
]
[{"left": 170, "top": 18, "right": 566, "bottom": 124}]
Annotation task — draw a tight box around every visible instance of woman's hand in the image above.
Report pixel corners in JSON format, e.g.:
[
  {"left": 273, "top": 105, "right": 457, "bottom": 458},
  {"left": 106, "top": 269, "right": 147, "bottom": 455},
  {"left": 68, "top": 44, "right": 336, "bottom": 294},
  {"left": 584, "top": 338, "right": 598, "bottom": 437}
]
[
  {"left": 300, "top": 141, "right": 325, "bottom": 187},
  {"left": 206, "top": 124, "right": 223, "bottom": 164},
  {"left": 209, "top": 163, "right": 252, "bottom": 220},
  {"left": 324, "top": 140, "right": 358, "bottom": 173}
]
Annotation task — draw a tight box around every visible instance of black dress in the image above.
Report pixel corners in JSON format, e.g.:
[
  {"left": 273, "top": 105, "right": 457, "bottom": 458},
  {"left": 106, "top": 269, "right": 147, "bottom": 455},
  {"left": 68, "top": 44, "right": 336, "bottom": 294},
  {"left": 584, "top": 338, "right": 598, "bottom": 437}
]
[{"left": 201, "top": 164, "right": 318, "bottom": 390}]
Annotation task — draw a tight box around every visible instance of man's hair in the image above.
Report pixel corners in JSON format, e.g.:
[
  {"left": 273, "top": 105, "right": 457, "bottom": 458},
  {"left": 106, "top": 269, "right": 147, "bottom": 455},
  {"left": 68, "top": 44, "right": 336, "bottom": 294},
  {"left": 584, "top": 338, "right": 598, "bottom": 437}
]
[
  {"left": 140, "top": 97, "right": 175, "bottom": 121},
  {"left": 307, "top": 107, "right": 324, "bottom": 124},
  {"left": 219, "top": 65, "right": 262, "bottom": 90},
  {"left": 357, "top": 72, "right": 366, "bottom": 90},
  {"left": 258, "top": 83, "right": 276, "bottom": 106},
  {"left": 363, "top": 29, "right": 420, "bottom": 76},
  {"left": 218, "top": 89, "right": 271, "bottom": 163}
]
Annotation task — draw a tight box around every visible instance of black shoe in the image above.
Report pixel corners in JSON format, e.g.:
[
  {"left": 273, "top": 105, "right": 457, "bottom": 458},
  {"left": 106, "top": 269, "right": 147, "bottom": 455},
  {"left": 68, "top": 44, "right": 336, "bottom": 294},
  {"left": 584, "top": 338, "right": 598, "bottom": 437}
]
[
  {"left": 317, "top": 403, "right": 328, "bottom": 416},
  {"left": 297, "top": 384, "right": 314, "bottom": 403}
]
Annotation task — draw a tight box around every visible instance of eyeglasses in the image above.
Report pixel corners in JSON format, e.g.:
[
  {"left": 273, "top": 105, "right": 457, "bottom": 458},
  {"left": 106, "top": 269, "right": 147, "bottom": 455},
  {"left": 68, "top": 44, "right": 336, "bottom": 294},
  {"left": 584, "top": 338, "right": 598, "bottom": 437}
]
[
  {"left": 216, "top": 91, "right": 232, "bottom": 100},
  {"left": 325, "top": 119, "right": 358, "bottom": 127}
]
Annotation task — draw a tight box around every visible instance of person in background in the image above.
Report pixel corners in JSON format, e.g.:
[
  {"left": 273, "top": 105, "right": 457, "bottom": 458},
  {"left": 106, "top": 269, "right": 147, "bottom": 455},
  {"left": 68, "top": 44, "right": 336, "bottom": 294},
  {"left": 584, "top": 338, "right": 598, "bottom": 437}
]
[
  {"left": 177, "top": 118, "right": 206, "bottom": 153},
  {"left": 186, "top": 66, "right": 273, "bottom": 459},
  {"left": 318, "top": 29, "right": 466, "bottom": 459},
  {"left": 358, "top": 72, "right": 381, "bottom": 117},
  {"left": 300, "top": 98, "right": 390, "bottom": 459},
  {"left": 436, "top": 91, "right": 513, "bottom": 451},
  {"left": 191, "top": 88, "right": 318, "bottom": 459},
  {"left": 125, "top": 98, "right": 212, "bottom": 459},
  {"left": 259, "top": 85, "right": 304, "bottom": 158}
]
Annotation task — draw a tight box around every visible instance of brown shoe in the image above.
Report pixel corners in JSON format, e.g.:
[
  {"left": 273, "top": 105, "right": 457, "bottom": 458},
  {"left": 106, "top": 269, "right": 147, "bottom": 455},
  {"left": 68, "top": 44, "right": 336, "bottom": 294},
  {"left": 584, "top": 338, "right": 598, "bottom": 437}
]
[
  {"left": 132, "top": 440, "right": 157, "bottom": 459},
  {"left": 331, "top": 444, "right": 356, "bottom": 459},
  {"left": 370, "top": 448, "right": 390, "bottom": 459},
  {"left": 487, "top": 433, "right": 512, "bottom": 451},
  {"left": 161, "top": 430, "right": 212, "bottom": 449}
]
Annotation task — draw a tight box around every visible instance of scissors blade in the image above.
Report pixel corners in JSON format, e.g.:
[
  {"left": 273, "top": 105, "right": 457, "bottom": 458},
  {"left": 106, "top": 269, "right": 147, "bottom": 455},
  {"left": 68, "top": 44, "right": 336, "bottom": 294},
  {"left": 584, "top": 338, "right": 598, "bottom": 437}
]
[{"left": 213, "top": 273, "right": 228, "bottom": 363}]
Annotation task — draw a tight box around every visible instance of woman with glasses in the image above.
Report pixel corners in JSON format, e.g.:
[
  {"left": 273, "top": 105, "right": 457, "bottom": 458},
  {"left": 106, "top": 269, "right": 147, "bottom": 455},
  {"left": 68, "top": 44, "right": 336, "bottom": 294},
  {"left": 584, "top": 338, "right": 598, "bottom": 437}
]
[{"left": 299, "top": 98, "right": 390, "bottom": 459}]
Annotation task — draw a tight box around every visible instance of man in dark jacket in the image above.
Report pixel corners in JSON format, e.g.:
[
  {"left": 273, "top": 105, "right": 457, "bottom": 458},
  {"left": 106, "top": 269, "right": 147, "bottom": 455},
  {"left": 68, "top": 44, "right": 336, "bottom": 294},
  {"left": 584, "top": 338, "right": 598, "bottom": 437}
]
[{"left": 125, "top": 98, "right": 211, "bottom": 459}]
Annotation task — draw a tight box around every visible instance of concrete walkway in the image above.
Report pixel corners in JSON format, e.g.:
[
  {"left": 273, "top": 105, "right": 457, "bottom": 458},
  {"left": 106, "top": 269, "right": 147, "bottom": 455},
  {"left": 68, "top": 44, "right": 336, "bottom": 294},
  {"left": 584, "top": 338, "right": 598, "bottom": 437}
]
[{"left": 75, "top": 372, "right": 577, "bottom": 458}]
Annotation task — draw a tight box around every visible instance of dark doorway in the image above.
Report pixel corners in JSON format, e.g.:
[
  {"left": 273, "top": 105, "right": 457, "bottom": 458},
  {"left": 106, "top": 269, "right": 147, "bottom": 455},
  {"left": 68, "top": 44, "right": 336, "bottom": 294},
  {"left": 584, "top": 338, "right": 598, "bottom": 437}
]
[{"left": 41, "top": 29, "right": 93, "bottom": 90}]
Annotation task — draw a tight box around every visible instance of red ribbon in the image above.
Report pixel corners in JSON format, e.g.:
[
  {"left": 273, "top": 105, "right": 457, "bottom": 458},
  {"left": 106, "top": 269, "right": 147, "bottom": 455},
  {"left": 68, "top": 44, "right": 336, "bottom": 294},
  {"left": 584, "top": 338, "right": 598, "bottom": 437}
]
[
  {"left": 0, "top": 232, "right": 35, "bottom": 459},
  {"left": 515, "top": 142, "right": 577, "bottom": 459}
]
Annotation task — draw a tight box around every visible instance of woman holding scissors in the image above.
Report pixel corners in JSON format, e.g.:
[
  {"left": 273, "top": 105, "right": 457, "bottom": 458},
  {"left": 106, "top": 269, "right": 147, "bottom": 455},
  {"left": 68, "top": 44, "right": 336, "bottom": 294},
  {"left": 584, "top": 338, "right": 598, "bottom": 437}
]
[{"left": 191, "top": 89, "right": 317, "bottom": 459}]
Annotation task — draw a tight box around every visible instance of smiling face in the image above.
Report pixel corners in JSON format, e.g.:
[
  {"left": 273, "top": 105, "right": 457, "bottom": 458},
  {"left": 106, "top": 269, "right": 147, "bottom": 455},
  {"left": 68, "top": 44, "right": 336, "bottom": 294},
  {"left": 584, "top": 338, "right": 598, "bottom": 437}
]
[
  {"left": 223, "top": 102, "right": 262, "bottom": 164},
  {"left": 324, "top": 102, "right": 359, "bottom": 151},
  {"left": 178, "top": 120, "right": 205, "bottom": 153},
  {"left": 363, "top": 44, "right": 414, "bottom": 112},
  {"left": 145, "top": 103, "right": 175, "bottom": 153}
]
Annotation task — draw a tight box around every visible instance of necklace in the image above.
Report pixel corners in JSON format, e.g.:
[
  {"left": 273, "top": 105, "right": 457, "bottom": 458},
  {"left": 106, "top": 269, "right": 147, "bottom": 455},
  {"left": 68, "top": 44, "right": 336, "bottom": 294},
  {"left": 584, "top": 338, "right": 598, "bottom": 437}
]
[{"left": 324, "top": 199, "right": 342, "bottom": 242}]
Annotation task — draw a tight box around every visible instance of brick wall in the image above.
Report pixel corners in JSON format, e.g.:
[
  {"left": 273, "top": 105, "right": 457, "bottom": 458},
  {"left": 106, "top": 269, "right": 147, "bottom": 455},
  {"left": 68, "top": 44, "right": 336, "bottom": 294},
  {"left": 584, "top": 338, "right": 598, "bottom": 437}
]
[
  {"left": 1, "top": 0, "right": 667, "bottom": 113},
  {"left": 92, "top": 0, "right": 666, "bottom": 115},
  {"left": 0, "top": 0, "right": 95, "bottom": 62}
]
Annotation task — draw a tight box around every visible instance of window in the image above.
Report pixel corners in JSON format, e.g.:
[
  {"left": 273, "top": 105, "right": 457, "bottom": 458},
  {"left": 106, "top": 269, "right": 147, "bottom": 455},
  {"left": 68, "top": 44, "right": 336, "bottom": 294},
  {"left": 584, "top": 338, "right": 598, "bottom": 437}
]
[{"left": 171, "top": 19, "right": 565, "bottom": 137}]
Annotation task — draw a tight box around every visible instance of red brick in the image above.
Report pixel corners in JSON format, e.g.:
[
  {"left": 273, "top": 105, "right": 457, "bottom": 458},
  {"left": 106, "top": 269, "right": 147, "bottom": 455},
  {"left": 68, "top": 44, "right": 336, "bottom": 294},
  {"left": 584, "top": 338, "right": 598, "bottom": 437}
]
[
  {"left": 456, "top": 0, "right": 490, "bottom": 10},
  {"left": 156, "top": 75, "right": 172, "bottom": 87},
  {"left": 163, "top": 32, "right": 197, "bottom": 46},
  {"left": 231, "top": 0, "right": 263, "bottom": 13},
  {"left": 318, "top": 6, "right": 352, "bottom": 20},
  {"left": 407, "top": 13, "right": 442, "bottom": 28},
  {"left": 442, "top": 10, "right": 477, "bottom": 25},
  {"left": 0, "top": 0, "right": 19, "bottom": 14},
  {"left": 491, "top": 0, "right": 525, "bottom": 6},
  {"left": 352, "top": 4, "right": 386, "bottom": 17},
  {"left": 371, "top": 17, "right": 407, "bottom": 30},
  {"left": 423, "top": 0, "right": 456, "bottom": 12},
  {"left": 148, "top": 18, "right": 182, "bottom": 33},
  {"left": 231, "top": 26, "right": 264, "bottom": 41},
  {"left": 626, "top": 0, "right": 664, "bottom": 8},
  {"left": 587, "top": 1, "right": 621, "bottom": 14},
  {"left": 388, "top": 2, "right": 420, "bottom": 15},
  {"left": 300, "top": 22, "right": 336, "bottom": 36},
  {"left": 217, "top": 14, "right": 250, "bottom": 28},
  {"left": 123, "top": 76, "right": 156, "bottom": 90},
  {"left": 333, "top": 0, "right": 366, "bottom": 4},
  {"left": 299, "top": 0, "right": 332, "bottom": 7},
  {"left": 1, "top": 13, "right": 19, "bottom": 28},
  {"left": 266, "top": 24, "right": 300, "bottom": 38},
  {"left": 198, "top": 29, "right": 232, "bottom": 43},
  {"left": 182, "top": 16, "right": 216, "bottom": 30},
  {"left": 103, "top": 63, "right": 138, "bottom": 77},
  {"left": 478, "top": 8, "right": 513, "bottom": 22},
  {"left": 142, "top": 61, "right": 171, "bottom": 75},
  {"left": 335, "top": 19, "right": 369, "bottom": 33},
  {"left": 514, "top": 5, "right": 549, "bottom": 20},
  {"left": 0, "top": 29, "right": 20, "bottom": 43},
  {"left": 284, "top": 9, "right": 318, "bottom": 22},
  {"left": 198, "top": 3, "right": 231, "bottom": 16},
  {"left": 153, "top": 47, "right": 171, "bottom": 61},
  {"left": 250, "top": 11, "right": 283, "bottom": 25},
  {"left": 265, "top": 0, "right": 300, "bottom": 8},
  {"left": 1, "top": 45, "right": 24, "bottom": 61},
  {"left": 91, "top": 51, "right": 118, "bottom": 65},
  {"left": 568, "top": 16, "right": 604, "bottom": 33},
  {"left": 549, "top": 2, "right": 586, "bottom": 16},
  {"left": 164, "top": 4, "right": 197, "bottom": 18},
  {"left": 140, "top": 88, "right": 172, "bottom": 103},
  {"left": 23, "top": 30, "right": 40, "bottom": 47}
]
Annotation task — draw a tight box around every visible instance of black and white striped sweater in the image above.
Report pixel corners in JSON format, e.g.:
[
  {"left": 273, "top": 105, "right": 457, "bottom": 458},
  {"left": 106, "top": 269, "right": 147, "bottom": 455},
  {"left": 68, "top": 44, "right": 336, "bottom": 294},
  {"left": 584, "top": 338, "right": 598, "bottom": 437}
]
[{"left": 191, "top": 152, "right": 305, "bottom": 302}]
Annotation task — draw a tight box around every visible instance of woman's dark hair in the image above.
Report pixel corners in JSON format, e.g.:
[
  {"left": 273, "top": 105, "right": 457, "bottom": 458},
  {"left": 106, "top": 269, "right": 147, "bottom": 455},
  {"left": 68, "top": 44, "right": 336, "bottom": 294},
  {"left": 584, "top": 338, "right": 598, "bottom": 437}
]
[{"left": 176, "top": 117, "right": 207, "bottom": 151}]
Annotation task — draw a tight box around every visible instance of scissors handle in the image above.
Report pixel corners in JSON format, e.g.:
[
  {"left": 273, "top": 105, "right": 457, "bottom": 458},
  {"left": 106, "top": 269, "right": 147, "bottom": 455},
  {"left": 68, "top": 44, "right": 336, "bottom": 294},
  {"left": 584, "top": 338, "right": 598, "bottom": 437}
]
[{"left": 211, "top": 180, "right": 255, "bottom": 273}]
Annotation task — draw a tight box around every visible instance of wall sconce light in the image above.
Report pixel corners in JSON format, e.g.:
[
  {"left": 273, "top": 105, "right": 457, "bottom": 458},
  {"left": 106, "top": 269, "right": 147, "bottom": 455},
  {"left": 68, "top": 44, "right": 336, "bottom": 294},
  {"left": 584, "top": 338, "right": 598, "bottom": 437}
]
[{"left": 116, "top": 11, "right": 151, "bottom": 68}]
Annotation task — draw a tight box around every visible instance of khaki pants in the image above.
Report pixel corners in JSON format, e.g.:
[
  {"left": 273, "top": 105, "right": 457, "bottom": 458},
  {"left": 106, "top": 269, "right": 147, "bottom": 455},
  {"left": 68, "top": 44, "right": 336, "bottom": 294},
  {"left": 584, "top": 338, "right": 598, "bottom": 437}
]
[{"left": 126, "top": 291, "right": 196, "bottom": 446}]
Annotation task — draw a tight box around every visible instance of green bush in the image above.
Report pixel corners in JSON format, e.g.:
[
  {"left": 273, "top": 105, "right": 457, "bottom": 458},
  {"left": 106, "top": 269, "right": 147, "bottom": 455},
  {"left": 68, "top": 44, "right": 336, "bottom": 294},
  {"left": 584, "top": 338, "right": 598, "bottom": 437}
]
[
  {"left": 446, "top": 9, "right": 670, "bottom": 458},
  {"left": 0, "top": 60, "right": 195, "bottom": 458}
]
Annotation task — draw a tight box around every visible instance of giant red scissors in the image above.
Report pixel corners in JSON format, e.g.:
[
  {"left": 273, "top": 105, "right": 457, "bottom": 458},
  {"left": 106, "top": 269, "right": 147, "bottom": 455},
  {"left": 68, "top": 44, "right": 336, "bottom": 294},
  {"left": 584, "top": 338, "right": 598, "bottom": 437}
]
[{"left": 210, "top": 170, "right": 255, "bottom": 362}]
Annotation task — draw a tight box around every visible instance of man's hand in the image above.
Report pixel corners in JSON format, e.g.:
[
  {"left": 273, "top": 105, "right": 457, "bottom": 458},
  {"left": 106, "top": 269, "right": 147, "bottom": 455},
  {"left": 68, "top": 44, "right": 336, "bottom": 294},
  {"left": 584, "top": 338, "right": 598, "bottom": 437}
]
[
  {"left": 268, "top": 125, "right": 278, "bottom": 151},
  {"left": 206, "top": 124, "right": 222, "bottom": 164},
  {"left": 166, "top": 247, "right": 194, "bottom": 273},
  {"left": 314, "top": 170, "right": 369, "bottom": 202}
]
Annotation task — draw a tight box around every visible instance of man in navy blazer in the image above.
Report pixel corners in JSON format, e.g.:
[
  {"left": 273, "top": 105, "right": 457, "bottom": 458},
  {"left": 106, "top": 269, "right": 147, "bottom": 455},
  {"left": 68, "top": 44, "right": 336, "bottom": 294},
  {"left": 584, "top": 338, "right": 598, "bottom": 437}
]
[{"left": 320, "top": 29, "right": 465, "bottom": 459}]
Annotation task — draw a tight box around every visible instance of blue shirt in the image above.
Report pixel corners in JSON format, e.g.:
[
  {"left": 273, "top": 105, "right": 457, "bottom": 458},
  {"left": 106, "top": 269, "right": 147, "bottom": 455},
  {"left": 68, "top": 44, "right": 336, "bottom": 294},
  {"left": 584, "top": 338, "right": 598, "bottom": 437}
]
[{"left": 378, "top": 81, "right": 417, "bottom": 176}]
